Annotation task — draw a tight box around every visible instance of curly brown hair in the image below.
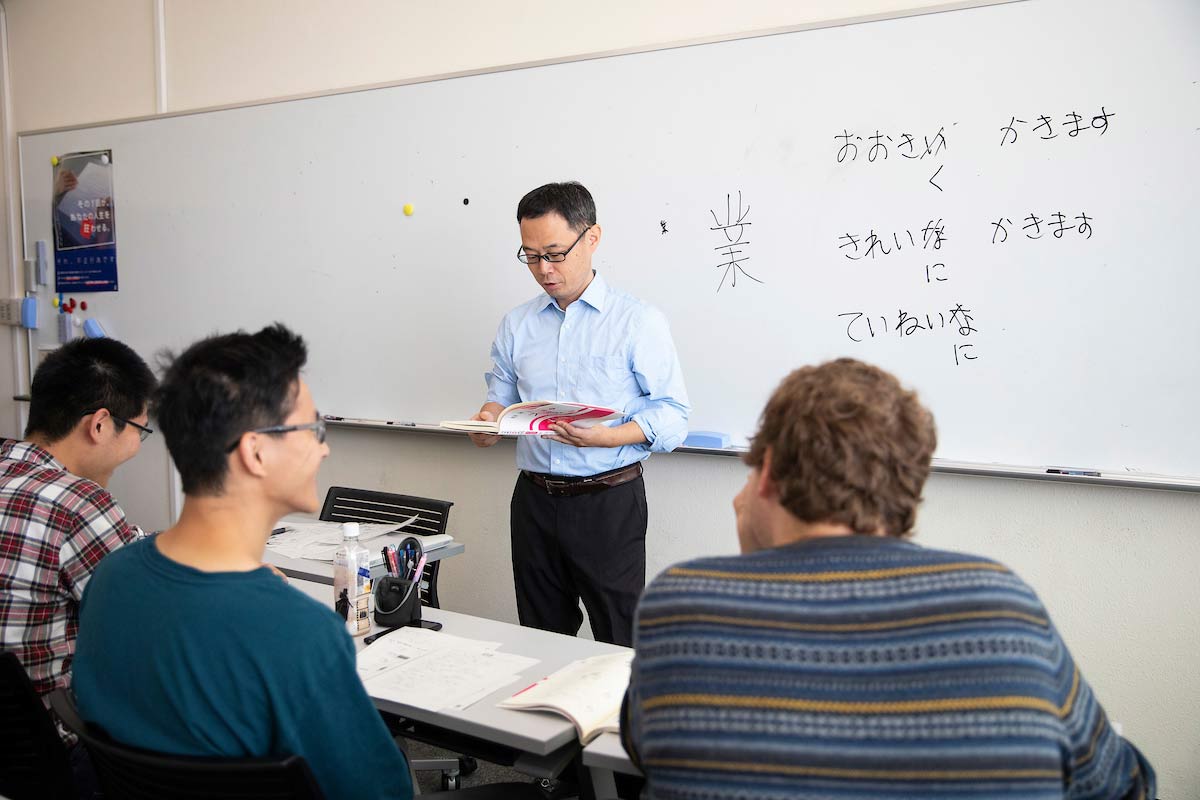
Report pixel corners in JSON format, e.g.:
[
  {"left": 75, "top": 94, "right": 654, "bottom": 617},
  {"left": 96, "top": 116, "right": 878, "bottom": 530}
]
[{"left": 745, "top": 358, "right": 937, "bottom": 537}]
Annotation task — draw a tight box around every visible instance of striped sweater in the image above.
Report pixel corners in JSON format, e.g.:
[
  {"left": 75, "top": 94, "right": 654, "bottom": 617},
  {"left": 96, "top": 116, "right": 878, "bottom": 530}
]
[{"left": 621, "top": 535, "right": 1154, "bottom": 800}]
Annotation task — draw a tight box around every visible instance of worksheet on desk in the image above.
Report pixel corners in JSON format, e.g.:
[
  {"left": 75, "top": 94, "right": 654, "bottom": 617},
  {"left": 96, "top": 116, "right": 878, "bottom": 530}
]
[{"left": 357, "top": 628, "right": 539, "bottom": 711}]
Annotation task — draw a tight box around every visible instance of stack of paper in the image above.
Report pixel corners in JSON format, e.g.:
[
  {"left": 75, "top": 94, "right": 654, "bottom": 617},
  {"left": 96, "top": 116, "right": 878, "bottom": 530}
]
[
  {"left": 265, "top": 518, "right": 452, "bottom": 561},
  {"left": 357, "top": 627, "right": 539, "bottom": 712}
]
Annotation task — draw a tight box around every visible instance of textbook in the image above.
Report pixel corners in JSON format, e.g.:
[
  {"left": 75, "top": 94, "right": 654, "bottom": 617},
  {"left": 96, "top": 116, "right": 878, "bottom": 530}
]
[
  {"left": 497, "top": 651, "right": 633, "bottom": 744},
  {"left": 439, "top": 401, "right": 621, "bottom": 435}
]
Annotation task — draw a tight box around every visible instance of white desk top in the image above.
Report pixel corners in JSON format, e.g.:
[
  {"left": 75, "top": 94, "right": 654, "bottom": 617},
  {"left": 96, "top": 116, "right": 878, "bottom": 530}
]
[
  {"left": 289, "top": 577, "right": 629, "bottom": 758},
  {"left": 263, "top": 538, "right": 465, "bottom": 584}
]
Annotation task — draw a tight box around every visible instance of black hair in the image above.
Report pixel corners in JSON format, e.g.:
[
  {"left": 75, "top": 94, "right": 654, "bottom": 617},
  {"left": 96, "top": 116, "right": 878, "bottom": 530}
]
[
  {"left": 25, "top": 337, "right": 156, "bottom": 442},
  {"left": 152, "top": 323, "right": 307, "bottom": 496},
  {"left": 516, "top": 181, "right": 596, "bottom": 232}
]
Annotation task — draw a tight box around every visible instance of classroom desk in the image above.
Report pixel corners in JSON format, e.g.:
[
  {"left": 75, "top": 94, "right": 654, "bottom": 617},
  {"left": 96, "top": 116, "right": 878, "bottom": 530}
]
[
  {"left": 582, "top": 733, "right": 639, "bottom": 799},
  {"left": 264, "top": 538, "right": 465, "bottom": 585},
  {"left": 289, "top": 577, "right": 629, "bottom": 783}
]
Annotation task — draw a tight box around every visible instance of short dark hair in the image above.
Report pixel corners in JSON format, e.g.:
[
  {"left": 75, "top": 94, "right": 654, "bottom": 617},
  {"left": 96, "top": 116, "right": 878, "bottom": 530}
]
[
  {"left": 745, "top": 358, "right": 937, "bottom": 537},
  {"left": 516, "top": 182, "right": 596, "bottom": 232},
  {"left": 153, "top": 323, "right": 307, "bottom": 496},
  {"left": 25, "top": 338, "right": 156, "bottom": 442}
]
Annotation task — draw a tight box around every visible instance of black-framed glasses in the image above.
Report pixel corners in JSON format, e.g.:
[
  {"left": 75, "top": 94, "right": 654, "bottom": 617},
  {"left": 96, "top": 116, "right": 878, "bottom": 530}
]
[
  {"left": 81, "top": 409, "right": 154, "bottom": 442},
  {"left": 517, "top": 225, "right": 591, "bottom": 264},
  {"left": 224, "top": 415, "right": 327, "bottom": 453}
]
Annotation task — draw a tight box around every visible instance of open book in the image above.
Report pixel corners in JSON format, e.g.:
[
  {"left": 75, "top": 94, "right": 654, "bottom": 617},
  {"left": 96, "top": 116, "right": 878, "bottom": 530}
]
[
  {"left": 440, "top": 401, "right": 621, "bottom": 435},
  {"left": 497, "top": 651, "right": 632, "bottom": 744}
]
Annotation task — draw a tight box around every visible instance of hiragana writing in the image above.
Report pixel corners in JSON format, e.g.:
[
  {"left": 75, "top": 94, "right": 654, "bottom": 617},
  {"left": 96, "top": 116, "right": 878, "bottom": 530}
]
[
  {"left": 991, "top": 211, "right": 1094, "bottom": 243},
  {"left": 952, "top": 343, "right": 977, "bottom": 366},
  {"left": 999, "top": 106, "right": 1115, "bottom": 147},
  {"left": 709, "top": 191, "right": 762, "bottom": 292},
  {"left": 835, "top": 126, "right": 949, "bottom": 163},
  {"left": 839, "top": 219, "right": 947, "bottom": 260},
  {"left": 838, "top": 303, "right": 978, "bottom": 343}
]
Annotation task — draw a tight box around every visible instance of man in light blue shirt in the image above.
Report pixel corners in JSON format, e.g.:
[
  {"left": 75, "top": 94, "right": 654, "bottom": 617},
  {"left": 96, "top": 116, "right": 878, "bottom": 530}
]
[{"left": 470, "top": 181, "right": 689, "bottom": 646}]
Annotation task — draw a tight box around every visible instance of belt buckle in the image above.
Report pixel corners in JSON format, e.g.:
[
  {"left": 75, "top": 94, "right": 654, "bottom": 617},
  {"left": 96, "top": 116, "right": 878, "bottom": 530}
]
[{"left": 544, "top": 478, "right": 571, "bottom": 492}]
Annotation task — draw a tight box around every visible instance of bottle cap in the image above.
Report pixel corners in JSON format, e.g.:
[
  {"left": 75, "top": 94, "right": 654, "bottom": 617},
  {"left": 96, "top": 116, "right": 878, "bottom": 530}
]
[{"left": 342, "top": 522, "right": 360, "bottom": 538}]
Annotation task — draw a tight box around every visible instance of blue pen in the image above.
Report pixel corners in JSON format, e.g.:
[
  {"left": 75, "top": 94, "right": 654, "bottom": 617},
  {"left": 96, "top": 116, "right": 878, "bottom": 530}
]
[{"left": 1046, "top": 468, "right": 1101, "bottom": 477}]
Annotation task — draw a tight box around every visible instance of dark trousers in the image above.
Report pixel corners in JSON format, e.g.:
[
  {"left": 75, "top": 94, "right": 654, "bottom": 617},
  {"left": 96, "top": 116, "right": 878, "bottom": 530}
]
[{"left": 510, "top": 472, "right": 647, "bottom": 646}]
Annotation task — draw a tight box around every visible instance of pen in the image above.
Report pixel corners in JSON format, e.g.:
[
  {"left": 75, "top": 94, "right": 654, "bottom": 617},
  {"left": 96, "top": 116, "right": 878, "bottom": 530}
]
[
  {"left": 1046, "top": 468, "right": 1101, "bottom": 477},
  {"left": 363, "top": 626, "right": 400, "bottom": 646},
  {"left": 271, "top": 527, "right": 287, "bottom": 535},
  {"left": 385, "top": 421, "right": 417, "bottom": 427},
  {"left": 409, "top": 554, "right": 428, "bottom": 585},
  {"left": 324, "top": 415, "right": 344, "bottom": 421}
]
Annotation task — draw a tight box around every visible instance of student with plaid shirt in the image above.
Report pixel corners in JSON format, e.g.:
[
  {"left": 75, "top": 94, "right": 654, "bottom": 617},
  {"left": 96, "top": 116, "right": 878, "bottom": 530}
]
[
  {"left": 1, "top": 338, "right": 155, "bottom": 797},
  {"left": 0, "top": 337, "right": 155, "bottom": 697}
]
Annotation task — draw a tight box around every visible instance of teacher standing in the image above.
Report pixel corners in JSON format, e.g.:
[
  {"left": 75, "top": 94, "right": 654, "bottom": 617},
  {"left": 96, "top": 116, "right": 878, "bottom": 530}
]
[{"left": 469, "top": 181, "right": 689, "bottom": 646}]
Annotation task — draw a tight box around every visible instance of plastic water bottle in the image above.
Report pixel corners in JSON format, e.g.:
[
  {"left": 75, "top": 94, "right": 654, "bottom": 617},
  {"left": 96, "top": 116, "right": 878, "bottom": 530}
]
[{"left": 332, "top": 522, "right": 372, "bottom": 636}]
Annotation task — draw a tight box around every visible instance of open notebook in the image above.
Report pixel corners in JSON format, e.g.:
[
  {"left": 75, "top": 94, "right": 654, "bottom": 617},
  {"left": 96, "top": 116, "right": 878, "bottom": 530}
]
[{"left": 497, "top": 651, "right": 632, "bottom": 744}]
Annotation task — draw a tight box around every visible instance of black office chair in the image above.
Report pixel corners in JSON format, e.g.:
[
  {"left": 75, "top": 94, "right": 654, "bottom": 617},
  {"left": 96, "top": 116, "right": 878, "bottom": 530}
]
[
  {"left": 320, "top": 487, "right": 454, "bottom": 608},
  {"left": 49, "top": 689, "right": 543, "bottom": 800},
  {"left": 48, "top": 687, "right": 323, "bottom": 799},
  {"left": 0, "top": 652, "right": 75, "bottom": 800}
]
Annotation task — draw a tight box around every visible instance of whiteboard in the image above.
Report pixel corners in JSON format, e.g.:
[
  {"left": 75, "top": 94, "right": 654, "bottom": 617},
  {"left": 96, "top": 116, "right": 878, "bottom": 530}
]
[{"left": 18, "top": 0, "right": 1200, "bottom": 479}]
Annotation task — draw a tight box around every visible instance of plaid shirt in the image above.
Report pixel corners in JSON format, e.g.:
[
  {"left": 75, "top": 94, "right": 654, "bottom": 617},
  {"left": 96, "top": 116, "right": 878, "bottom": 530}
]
[{"left": 0, "top": 438, "right": 140, "bottom": 695}]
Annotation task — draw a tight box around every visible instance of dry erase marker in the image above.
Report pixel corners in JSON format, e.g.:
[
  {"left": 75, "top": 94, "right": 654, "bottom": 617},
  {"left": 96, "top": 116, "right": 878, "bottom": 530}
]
[{"left": 1046, "top": 468, "right": 1101, "bottom": 477}]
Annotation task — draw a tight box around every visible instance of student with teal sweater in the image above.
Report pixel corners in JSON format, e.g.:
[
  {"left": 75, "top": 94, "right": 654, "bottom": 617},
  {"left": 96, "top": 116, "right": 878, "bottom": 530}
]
[{"left": 72, "top": 324, "right": 413, "bottom": 800}]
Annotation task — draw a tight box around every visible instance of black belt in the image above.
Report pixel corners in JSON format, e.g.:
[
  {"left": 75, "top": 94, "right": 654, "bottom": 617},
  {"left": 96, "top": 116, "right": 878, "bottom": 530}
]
[{"left": 522, "top": 462, "right": 643, "bottom": 497}]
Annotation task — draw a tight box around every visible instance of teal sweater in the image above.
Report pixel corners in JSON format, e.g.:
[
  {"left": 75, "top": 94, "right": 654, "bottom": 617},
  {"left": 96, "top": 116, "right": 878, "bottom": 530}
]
[{"left": 73, "top": 536, "right": 412, "bottom": 799}]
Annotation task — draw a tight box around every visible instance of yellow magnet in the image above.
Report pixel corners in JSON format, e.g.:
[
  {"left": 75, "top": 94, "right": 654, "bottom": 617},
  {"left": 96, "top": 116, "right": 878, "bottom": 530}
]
[
  {"left": 403, "top": 204, "right": 414, "bottom": 216},
  {"left": 52, "top": 297, "right": 60, "bottom": 308},
  {"left": 50, "top": 156, "right": 59, "bottom": 167}
]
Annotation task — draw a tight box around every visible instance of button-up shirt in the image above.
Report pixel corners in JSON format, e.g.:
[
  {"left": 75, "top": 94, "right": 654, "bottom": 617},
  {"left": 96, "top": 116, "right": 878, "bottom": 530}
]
[
  {"left": 486, "top": 272, "right": 690, "bottom": 476},
  {"left": 0, "top": 439, "right": 140, "bottom": 695}
]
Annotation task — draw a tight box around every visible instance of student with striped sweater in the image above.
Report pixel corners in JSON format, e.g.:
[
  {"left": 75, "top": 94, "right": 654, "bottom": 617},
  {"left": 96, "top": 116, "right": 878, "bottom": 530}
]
[{"left": 622, "top": 358, "right": 1154, "bottom": 800}]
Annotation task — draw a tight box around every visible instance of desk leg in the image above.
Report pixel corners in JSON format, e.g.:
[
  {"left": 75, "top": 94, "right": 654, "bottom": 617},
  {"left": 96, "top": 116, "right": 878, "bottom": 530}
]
[{"left": 588, "top": 766, "right": 618, "bottom": 800}]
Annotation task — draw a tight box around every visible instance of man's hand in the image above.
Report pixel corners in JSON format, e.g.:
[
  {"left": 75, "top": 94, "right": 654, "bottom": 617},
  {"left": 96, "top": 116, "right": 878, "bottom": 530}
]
[
  {"left": 53, "top": 168, "right": 78, "bottom": 199},
  {"left": 542, "top": 421, "right": 613, "bottom": 448},
  {"left": 543, "top": 420, "right": 649, "bottom": 449},
  {"left": 468, "top": 405, "right": 503, "bottom": 448}
]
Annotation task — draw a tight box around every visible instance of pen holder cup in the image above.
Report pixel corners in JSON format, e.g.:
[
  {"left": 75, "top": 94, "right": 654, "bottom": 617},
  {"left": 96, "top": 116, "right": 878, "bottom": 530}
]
[{"left": 373, "top": 576, "right": 422, "bottom": 628}]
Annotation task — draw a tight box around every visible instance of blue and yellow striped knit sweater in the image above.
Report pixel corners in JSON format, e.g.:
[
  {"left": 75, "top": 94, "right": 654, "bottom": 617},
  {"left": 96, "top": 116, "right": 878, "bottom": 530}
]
[{"left": 622, "top": 535, "right": 1154, "bottom": 800}]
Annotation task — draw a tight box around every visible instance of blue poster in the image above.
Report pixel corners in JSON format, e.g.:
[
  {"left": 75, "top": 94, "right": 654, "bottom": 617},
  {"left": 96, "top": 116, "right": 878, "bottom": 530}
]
[{"left": 51, "top": 150, "right": 118, "bottom": 292}]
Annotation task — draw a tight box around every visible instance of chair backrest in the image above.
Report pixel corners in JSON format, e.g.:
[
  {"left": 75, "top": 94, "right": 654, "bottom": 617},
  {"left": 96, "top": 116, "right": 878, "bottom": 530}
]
[
  {"left": 0, "top": 652, "right": 75, "bottom": 800},
  {"left": 320, "top": 486, "right": 453, "bottom": 537},
  {"left": 47, "top": 688, "right": 324, "bottom": 800}
]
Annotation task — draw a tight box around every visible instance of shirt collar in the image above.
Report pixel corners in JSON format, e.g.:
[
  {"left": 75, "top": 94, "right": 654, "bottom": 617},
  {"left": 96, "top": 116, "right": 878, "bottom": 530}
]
[
  {"left": 536, "top": 270, "right": 608, "bottom": 314},
  {"left": 2, "top": 438, "right": 66, "bottom": 472}
]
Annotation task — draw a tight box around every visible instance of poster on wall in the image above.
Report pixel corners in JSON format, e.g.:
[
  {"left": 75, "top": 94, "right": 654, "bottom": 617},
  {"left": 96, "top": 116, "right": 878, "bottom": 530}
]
[{"left": 51, "top": 149, "right": 118, "bottom": 292}]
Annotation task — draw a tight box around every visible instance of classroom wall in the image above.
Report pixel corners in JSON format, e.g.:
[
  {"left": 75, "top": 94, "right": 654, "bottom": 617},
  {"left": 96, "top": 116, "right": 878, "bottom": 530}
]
[{"left": 1, "top": 2, "right": 1196, "bottom": 795}]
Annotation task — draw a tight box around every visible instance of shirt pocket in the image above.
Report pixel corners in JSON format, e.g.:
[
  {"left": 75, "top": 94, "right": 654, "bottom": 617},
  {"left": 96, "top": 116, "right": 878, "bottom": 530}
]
[{"left": 576, "top": 355, "right": 632, "bottom": 406}]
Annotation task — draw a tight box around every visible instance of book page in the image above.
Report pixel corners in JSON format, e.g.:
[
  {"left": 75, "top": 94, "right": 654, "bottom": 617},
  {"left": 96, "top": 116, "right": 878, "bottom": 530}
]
[{"left": 498, "top": 651, "right": 632, "bottom": 741}]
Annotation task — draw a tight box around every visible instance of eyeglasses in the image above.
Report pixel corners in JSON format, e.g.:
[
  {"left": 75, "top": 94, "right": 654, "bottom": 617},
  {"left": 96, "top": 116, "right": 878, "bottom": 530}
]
[
  {"left": 224, "top": 414, "right": 327, "bottom": 453},
  {"left": 81, "top": 409, "right": 154, "bottom": 442},
  {"left": 517, "top": 225, "right": 592, "bottom": 264}
]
